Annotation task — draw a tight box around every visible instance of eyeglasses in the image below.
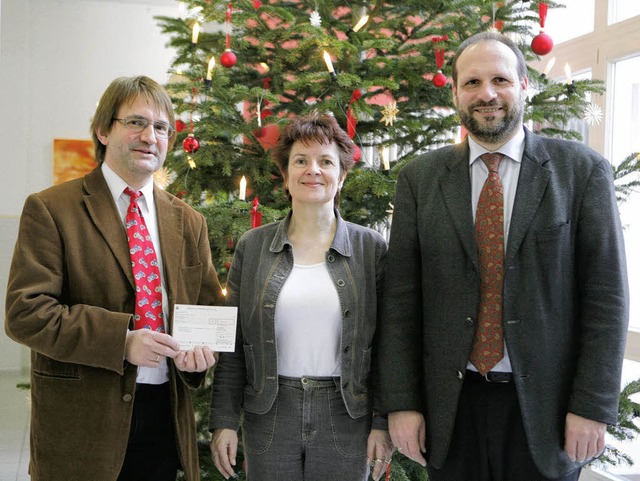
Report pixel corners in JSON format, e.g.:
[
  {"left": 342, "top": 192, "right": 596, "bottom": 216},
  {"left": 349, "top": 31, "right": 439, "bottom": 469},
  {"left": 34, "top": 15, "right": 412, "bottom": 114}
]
[{"left": 113, "top": 116, "right": 175, "bottom": 139}]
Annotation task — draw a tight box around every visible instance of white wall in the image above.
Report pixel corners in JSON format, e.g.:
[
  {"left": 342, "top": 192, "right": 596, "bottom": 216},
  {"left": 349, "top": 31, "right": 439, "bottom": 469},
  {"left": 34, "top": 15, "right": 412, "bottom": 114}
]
[{"left": 0, "top": 0, "right": 180, "bottom": 372}]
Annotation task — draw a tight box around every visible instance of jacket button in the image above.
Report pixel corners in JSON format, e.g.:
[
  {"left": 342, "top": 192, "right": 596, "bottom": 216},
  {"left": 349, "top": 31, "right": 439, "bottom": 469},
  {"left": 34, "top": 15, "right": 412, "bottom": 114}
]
[
  {"left": 343, "top": 309, "right": 350, "bottom": 317},
  {"left": 465, "top": 317, "right": 475, "bottom": 327},
  {"left": 337, "top": 279, "right": 345, "bottom": 287},
  {"left": 122, "top": 394, "right": 133, "bottom": 403},
  {"left": 327, "top": 254, "right": 335, "bottom": 262},
  {"left": 456, "top": 370, "right": 463, "bottom": 380},
  {"left": 343, "top": 345, "right": 350, "bottom": 353}
]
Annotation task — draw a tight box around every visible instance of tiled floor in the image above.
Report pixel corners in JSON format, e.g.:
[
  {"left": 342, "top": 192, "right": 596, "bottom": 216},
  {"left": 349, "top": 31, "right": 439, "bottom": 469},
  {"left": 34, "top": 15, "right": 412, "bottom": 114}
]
[{"left": 0, "top": 371, "right": 30, "bottom": 481}]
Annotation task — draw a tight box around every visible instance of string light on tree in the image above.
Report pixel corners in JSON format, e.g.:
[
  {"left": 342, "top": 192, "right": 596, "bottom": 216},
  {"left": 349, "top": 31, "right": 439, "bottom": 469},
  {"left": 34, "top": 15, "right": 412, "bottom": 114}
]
[
  {"left": 238, "top": 175, "right": 247, "bottom": 201},
  {"left": 380, "top": 145, "right": 390, "bottom": 174},
  {"left": 191, "top": 20, "right": 200, "bottom": 46},
  {"left": 323, "top": 50, "right": 337, "bottom": 80},
  {"left": 352, "top": 14, "right": 369, "bottom": 33},
  {"left": 564, "top": 63, "right": 575, "bottom": 95},
  {"left": 540, "top": 56, "right": 556, "bottom": 80},
  {"left": 254, "top": 96, "right": 266, "bottom": 138},
  {"left": 205, "top": 57, "right": 216, "bottom": 87}
]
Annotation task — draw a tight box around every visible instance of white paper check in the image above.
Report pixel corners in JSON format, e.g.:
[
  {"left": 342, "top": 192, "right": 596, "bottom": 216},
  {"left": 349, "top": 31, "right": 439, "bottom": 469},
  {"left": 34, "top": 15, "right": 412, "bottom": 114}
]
[{"left": 172, "top": 304, "right": 237, "bottom": 352}]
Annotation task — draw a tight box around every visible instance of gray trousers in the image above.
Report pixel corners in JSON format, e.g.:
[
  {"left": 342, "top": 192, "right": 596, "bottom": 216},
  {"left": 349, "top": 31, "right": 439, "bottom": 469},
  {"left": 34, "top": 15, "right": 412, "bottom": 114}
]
[{"left": 242, "top": 376, "right": 371, "bottom": 481}]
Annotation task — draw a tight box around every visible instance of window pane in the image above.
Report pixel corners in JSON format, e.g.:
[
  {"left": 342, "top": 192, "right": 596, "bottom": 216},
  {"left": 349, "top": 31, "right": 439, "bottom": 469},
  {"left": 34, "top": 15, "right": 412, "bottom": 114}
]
[
  {"left": 542, "top": 0, "right": 594, "bottom": 44},
  {"left": 609, "top": 0, "right": 640, "bottom": 24},
  {"left": 610, "top": 55, "right": 640, "bottom": 332},
  {"left": 602, "top": 359, "right": 640, "bottom": 476}
]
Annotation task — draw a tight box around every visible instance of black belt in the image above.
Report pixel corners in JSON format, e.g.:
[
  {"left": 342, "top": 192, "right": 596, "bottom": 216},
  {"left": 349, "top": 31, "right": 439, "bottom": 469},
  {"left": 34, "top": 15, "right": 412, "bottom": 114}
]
[{"left": 466, "top": 370, "right": 514, "bottom": 383}]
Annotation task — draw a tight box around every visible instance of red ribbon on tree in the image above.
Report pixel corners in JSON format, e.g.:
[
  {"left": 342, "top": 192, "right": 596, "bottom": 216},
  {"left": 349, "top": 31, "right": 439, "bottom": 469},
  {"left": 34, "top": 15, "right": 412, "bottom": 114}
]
[
  {"left": 432, "top": 35, "right": 448, "bottom": 88},
  {"left": 346, "top": 89, "right": 362, "bottom": 139},
  {"left": 531, "top": 2, "right": 553, "bottom": 55},
  {"left": 538, "top": 2, "right": 549, "bottom": 28},
  {"left": 220, "top": 3, "right": 237, "bottom": 67},
  {"left": 346, "top": 89, "right": 363, "bottom": 162},
  {"left": 250, "top": 197, "right": 262, "bottom": 228},
  {"left": 183, "top": 87, "right": 200, "bottom": 153}
]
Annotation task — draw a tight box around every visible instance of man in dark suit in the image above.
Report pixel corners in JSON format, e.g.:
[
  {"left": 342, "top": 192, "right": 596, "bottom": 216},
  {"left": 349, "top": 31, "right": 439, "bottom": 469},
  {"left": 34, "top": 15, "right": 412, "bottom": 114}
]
[
  {"left": 5, "top": 76, "right": 225, "bottom": 481},
  {"left": 374, "top": 32, "right": 629, "bottom": 480}
]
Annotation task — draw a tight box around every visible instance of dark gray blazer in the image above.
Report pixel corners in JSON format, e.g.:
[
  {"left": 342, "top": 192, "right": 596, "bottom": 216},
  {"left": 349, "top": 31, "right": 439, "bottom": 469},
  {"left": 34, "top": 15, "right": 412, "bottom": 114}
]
[{"left": 374, "top": 128, "right": 629, "bottom": 478}]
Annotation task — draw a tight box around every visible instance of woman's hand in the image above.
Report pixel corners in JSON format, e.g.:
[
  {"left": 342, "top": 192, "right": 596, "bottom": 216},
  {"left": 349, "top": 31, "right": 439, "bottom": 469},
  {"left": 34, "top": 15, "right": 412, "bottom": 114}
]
[
  {"left": 367, "top": 428, "right": 394, "bottom": 480},
  {"left": 210, "top": 428, "right": 238, "bottom": 479}
]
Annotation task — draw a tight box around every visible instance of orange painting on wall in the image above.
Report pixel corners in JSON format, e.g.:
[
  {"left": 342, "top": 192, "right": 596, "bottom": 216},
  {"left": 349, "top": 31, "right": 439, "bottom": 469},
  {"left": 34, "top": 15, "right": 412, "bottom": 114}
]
[{"left": 53, "top": 139, "right": 96, "bottom": 185}]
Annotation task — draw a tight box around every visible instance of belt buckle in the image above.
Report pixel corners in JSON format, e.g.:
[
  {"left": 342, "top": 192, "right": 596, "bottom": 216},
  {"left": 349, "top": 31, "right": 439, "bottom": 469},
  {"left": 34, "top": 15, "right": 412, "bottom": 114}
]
[{"left": 484, "top": 371, "right": 512, "bottom": 383}]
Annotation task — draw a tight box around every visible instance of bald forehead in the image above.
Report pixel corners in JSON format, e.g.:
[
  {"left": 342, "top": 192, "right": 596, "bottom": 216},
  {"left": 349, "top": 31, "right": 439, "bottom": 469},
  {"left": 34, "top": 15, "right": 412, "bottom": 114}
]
[
  {"left": 456, "top": 40, "right": 522, "bottom": 83},
  {"left": 459, "top": 40, "right": 517, "bottom": 64}
]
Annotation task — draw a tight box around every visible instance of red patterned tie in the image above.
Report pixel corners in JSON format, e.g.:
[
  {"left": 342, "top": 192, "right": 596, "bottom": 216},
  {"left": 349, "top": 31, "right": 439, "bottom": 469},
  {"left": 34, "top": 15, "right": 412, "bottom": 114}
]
[
  {"left": 470, "top": 153, "right": 504, "bottom": 375},
  {"left": 124, "top": 187, "right": 164, "bottom": 332}
]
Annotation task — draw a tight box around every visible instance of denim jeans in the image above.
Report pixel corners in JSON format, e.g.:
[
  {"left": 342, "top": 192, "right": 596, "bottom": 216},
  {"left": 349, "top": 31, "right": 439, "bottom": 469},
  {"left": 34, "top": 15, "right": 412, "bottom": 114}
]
[{"left": 242, "top": 376, "right": 371, "bottom": 481}]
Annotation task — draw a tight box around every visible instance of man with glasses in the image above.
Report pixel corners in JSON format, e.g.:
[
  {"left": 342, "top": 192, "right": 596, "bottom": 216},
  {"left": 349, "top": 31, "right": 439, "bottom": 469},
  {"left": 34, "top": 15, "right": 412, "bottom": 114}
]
[{"left": 5, "top": 76, "right": 225, "bottom": 481}]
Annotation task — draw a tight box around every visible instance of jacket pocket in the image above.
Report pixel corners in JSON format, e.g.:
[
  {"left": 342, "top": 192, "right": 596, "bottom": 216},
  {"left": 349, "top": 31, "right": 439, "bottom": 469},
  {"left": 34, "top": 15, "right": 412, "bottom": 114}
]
[
  {"left": 536, "top": 221, "right": 570, "bottom": 243},
  {"left": 243, "top": 344, "right": 256, "bottom": 386},
  {"left": 32, "top": 356, "right": 80, "bottom": 380},
  {"left": 179, "top": 263, "right": 203, "bottom": 302},
  {"left": 354, "top": 347, "right": 372, "bottom": 395}
]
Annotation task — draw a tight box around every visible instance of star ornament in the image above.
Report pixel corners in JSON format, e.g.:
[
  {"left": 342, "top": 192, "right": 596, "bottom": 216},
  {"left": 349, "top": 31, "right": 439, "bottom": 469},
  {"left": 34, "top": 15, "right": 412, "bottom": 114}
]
[
  {"left": 153, "top": 167, "right": 175, "bottom": 189},
  {"left": 584, "top": 101, "right": 603, "bottom": 126},
  {"left": 380, "top": 101, "right": 399, "bottom": 126},
  {"left": 310, "top": 10, "right": 322, "bottom": 27}
]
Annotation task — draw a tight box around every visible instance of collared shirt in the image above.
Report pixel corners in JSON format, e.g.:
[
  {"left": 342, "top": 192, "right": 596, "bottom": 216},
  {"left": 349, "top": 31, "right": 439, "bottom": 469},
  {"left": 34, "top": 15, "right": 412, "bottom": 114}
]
[
  {"left": 101, "top": 162, "right": 169, "bottom": 384},
  {"left": 467, "top": 127, "right": 525, "bottom": 374}
]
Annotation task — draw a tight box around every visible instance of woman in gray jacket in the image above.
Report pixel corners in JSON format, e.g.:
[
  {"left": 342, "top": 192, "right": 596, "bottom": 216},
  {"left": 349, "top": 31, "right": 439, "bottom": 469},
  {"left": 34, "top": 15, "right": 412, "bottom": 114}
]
[{"left": 209, "top": 112, "right": 392, "bottom": 480}]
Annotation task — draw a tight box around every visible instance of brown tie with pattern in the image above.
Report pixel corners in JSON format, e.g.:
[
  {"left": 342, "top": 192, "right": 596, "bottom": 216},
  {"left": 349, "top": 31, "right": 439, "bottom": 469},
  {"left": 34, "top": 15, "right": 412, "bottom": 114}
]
[{"left": 470, "top": 153, "right": 505, "bottom": 375}]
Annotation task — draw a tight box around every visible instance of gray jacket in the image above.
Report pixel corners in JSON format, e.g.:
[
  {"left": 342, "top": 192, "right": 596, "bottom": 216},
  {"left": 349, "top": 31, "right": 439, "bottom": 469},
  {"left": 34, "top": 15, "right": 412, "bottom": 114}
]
[
  {"left": 210, "top": 210, "right": 387, "bottom": 431},
  {"left": 374, "top": 129, "right": 629, "bottom": 478}
]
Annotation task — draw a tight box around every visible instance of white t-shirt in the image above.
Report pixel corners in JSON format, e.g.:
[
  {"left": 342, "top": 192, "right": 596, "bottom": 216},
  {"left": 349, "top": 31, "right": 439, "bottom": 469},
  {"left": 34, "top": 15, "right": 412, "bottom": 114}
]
[{"left": 274, "top": 262, "right": 342, "bottom": 377}]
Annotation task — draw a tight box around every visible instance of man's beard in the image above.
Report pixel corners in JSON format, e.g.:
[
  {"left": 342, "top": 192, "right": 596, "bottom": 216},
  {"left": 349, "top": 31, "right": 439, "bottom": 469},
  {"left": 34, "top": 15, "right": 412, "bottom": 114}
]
[{"left": 458, "top": 97, "right": 524, "bottom": 146}]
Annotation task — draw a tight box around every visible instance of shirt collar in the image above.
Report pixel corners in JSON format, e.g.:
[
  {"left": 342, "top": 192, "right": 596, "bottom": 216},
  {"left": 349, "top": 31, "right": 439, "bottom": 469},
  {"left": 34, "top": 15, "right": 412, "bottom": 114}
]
[
  {"left": 101, "top": 162, "right": 155, "bottom": 209},
  {"left": 468, "top": 126, "right": 525, "bottom": 165},
  {"left": 270, "top": 208, "right": 352, "bottom": 257}
]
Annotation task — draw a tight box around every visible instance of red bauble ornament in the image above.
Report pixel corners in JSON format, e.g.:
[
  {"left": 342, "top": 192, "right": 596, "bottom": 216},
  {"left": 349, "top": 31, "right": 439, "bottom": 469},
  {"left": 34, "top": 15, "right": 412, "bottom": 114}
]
[
  {"left": 253, "top": 127, "right": 267, "bottom": 138},
  {"left": 253, "top": 0, "right": 262, "bottom": 8},
  {"left": 182, "top": 134, "right": 200, "bottom": 153},
  {"left": 352, "top": 144, "right": 362, "bottom": 163},
  {"left": 531, "top": 32, "right": 553, "bottom": 56},
  {"left": 220, "top": 50, "right": 237, "bottom": 68},
  {"left": 175, "top": 119, "right": 186, "bottom": 133},
  {"left": 432, "top": 71, "right": 447, "bottom": 88}
]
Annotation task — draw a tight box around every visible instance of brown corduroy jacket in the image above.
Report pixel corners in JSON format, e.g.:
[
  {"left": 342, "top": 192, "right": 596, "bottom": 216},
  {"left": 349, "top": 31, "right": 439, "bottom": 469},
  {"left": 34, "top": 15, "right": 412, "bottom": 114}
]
[{"left": 5, "top": 167, "right": 224, "bottom": 481}]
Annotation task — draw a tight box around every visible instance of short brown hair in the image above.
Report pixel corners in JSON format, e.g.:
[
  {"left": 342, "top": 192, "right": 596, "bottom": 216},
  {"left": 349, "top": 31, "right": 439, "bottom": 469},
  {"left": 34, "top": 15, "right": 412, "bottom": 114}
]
[
  {"left": 271, "top": 111, "right": 354, "bottom": 206},
  {"left": 90, "top": 76, "right": 176, "bottom": 164}
]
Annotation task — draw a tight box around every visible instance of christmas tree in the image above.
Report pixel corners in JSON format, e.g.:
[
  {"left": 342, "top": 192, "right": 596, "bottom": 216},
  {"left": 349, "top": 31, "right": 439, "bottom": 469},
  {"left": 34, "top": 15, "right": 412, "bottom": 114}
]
[
  {"left": 156, "top": 0, "right": 603, "bottom": 284},
  {"left": 155, "top": 2, "right": 610, "bottom": 480}
]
